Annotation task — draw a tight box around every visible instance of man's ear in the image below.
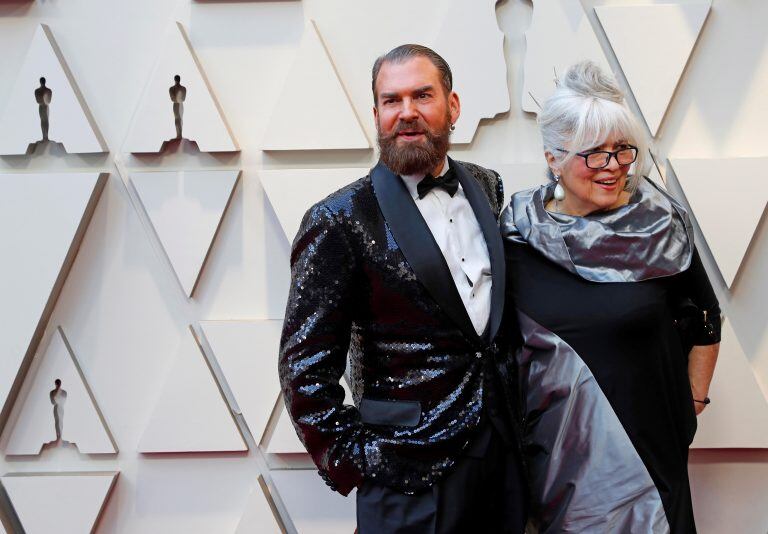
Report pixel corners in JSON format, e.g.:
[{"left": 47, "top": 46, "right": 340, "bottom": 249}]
[
  {"left": 373, "top": 104, "right": 379, "bottom": 124},
  {"left": 449, "top": 91, "right": 460, "bottom": 125}
]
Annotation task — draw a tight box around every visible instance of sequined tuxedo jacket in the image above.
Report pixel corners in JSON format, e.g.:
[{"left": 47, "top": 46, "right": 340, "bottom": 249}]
[{"left": 278, "top": 157, "right": 515, "bottom": 497}]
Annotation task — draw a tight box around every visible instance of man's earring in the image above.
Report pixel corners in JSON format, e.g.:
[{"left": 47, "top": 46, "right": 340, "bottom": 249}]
[
  {"left": 554, "top": 175, "right": 566, "bottom": 201},
  {"left": 450, "top": 124, "right": 456, "bottom": 131}
]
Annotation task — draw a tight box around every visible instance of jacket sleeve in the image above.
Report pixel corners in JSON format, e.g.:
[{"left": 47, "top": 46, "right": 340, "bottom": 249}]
[
  {"left": 278, "top": 202, "right": 368, "bottom": 496},
  {"left": 676, "top": 247, "right": 722, "bottom": 346}
]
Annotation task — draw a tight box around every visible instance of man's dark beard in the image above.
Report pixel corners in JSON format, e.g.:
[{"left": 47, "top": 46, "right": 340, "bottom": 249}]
[{"left": 377, "top": 115, "right": 451, "bottom": 176}]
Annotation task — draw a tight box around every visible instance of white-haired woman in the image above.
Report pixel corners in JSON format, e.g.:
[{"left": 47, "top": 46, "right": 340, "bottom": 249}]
[{"left": 501, "top": 61, "right": 720, "bottom": 533}]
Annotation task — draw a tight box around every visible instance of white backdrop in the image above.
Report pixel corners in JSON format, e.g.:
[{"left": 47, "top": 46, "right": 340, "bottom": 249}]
[{"left": 0, "top": 1, "right": 766, "bottom": 532}]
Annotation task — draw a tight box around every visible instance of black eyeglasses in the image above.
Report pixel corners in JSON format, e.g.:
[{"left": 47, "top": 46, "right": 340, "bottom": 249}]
[{"left": 556, "top": 145, "right": 638, "bottom": 169}]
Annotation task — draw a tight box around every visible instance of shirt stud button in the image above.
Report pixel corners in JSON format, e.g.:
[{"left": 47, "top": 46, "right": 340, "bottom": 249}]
[{"left": 475, "top": 352, "right": 483, "bottom": 359}]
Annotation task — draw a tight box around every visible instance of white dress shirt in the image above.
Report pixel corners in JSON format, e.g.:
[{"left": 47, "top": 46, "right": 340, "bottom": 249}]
[{"left": 400, "top": 157, "right": 492, "bottom": 336}]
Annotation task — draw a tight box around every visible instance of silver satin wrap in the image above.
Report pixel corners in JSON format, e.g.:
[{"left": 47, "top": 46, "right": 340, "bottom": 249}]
[
  {"left": 517, "top": 311, "right": 670, "bottom": 534},
  {"left": 501, "top": 178, "right": 694, "bottom": 282}
]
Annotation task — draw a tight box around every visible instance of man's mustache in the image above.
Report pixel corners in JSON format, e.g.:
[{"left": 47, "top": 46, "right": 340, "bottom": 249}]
[{"left": 386, "top": 120, "right": 432, "bottom": 138}]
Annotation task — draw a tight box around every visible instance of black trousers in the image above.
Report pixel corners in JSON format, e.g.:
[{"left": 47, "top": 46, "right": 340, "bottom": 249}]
[{"left": 356, "top": 422, "right": 528, "bottom": 534}]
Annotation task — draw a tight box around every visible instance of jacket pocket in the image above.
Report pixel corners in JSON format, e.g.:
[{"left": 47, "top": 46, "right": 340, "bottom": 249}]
[{"left": 359, "top": 397, "right": 422, "bottom": 427}]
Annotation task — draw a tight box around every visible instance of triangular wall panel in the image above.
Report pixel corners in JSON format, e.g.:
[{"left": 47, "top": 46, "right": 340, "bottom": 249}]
[
  {"left": 0, "top": 24, "right": 107, "bottom": 155},
  {"left": 433, "top": 0, "right": 509, "bottom": 144},
  {"left": 124, "top": 22, "right": 238, "bottom": 153},
  {"left": 268, "top": 400, "right": 308, "bottom": 454},
  {"left": 131, "top": 170, "right": 240, "bottom": 298},
  {"left": 0, "top": 172, "right": 107, "bottom": 430},
  {"left": 138, "top": 326, "right": 246, "bottom": 453},
  {"left": 523, "top": 0, "right": 612, "bottom": 114},
  {"left": 234, "top": 476, "right": 285, "bottom": 534},
  {"left": 259, "top": 167, "right": 369, "bottom": 243},
  {"left": 595, "top": 2, "right": 711, "bottom": 136},
  {"left": 4, "top": 327, "right": 117, "bottom": 455},
  {"left": 261, "top": 20, "right": 370, "bottom": 150},
  {"left": 1, "top": 472, "right": 118, "bottom": 534},
  {"left": 200, "top": 320, "right": 283, "bottom": 443},
  {"left": 670, "top": 157, "right": 767, "bottom": 287},
  {"left": 692, "top": 319, "right": 768, "bottom": 448},
  {"left": 269, "top": 470, "right": 356, "bottom": 534}
]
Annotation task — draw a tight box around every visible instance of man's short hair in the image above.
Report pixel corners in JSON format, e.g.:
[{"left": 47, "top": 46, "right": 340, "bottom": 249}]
[{"left": 371, "top": 44, "right": 453, "bottom": 105}]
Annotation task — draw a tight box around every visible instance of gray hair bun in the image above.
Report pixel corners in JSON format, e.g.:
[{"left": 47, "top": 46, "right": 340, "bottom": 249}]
[{"left": 559, "top": 60, "right": 624, "bottom": 104}]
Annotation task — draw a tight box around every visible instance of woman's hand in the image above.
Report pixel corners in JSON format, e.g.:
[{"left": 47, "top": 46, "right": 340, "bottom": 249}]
[{"left": 688, "top": 343, "right": 720, "bottom": 415}]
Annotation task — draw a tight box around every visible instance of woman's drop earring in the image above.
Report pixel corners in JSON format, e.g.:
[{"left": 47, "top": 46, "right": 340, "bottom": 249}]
[{"left": 554, "top": 175, "right": 565, "bottom": 201}]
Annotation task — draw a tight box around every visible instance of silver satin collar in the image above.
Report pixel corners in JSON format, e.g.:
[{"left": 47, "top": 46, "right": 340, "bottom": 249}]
[{"left": 501, "top": 177, "right": 694, "bottom": 282}]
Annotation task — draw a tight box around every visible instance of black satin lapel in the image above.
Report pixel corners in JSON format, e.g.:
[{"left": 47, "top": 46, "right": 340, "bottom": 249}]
[
  {"left": 370, "top": 162, "right": 479, "bottom": 344},
  {"left": 451, "top": 158, "right": 505, "bottom": 342}
]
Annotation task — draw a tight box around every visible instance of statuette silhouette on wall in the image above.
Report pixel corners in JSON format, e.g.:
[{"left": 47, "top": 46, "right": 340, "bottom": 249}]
[
  {"left": 3, "top": 326, "right": 117, "bottom": 455},
  {"left": 124, "top": 22, "right": 238, "bottom": 153},
  {"left": 49, "top": 378, "right": 67, "bottom": 444},
  {"left": 0, "top": 25, "right": 107, "bottom": 155},
  {"left": 35, "top": 77, "right": 53, "bottom": 142},
  {"left": 169, "top": 75, "right": 187, "bottom": 139}
]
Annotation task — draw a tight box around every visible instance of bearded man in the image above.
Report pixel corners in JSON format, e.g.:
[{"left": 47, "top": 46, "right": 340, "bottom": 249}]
[{"left": 279, "top": 44, "right": 528, "bottom": 533}]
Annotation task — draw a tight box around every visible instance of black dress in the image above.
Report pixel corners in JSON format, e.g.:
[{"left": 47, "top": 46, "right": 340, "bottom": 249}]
[{"left": 501, "top": 179, "right": 721, "bottom": 533}]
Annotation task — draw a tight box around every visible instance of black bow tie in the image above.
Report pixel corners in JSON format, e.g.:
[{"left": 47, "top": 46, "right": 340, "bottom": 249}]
[{"left": 417, "top": 167, "right": 459, "bottom": 199}]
